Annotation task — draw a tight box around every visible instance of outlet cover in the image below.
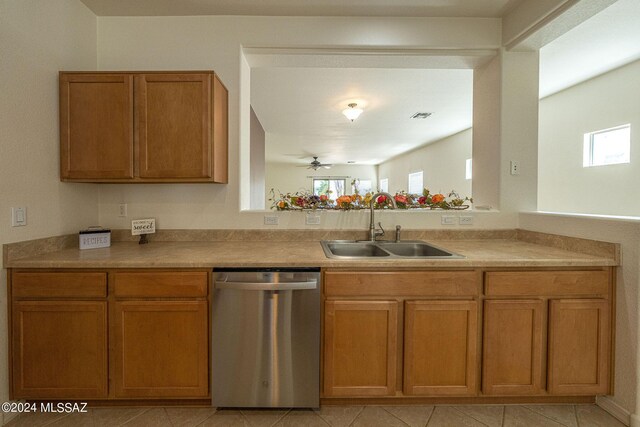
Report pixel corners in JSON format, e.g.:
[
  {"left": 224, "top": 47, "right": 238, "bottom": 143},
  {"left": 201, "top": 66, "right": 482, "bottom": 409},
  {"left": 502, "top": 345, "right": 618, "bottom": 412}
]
[
  {"left": 264, "top": 215, "right": 279, "bottom": 225},
  {"left": 510, "top": 160, "right": 520, "bottom": 175},
  {"left": 305, "top": 213, "right": 321, "bottom": 225},
  {"left": 119, "top": 203, "right": 128, "bottom": 217},
  {"left": 460, "top": 216, "right": 474, "bottom": 225},
  {"left": 441, "top": 215, "right": 456, "bottom": 225}
]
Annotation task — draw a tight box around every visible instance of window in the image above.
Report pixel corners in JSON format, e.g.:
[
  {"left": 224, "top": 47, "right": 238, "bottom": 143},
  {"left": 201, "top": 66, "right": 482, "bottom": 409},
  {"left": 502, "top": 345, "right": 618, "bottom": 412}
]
[
  {"left": 466, "top": 158, "right": 472, "bottom": 180},
  {"left": 353, "top": 179, "right": 372, "bottom": 194},
  {"left": 583, "top": 124, "right": 631, "bottom": 167},
  {"left": 313, "top": 178, "right": 346, "bottom": 197},
  {"left": 408, "top": 171, "right": 423, "bottom": 194},
  {"left": 379, "top": 178, "right": 388, "bottom": 193}
]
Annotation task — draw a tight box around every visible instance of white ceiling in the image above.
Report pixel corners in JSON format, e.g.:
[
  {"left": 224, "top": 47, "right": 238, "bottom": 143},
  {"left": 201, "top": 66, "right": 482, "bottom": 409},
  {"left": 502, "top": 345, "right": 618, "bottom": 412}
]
[
  {"left": 80, "top": 0, "right": 523, "bottom": 17},
  {"left": 251, "top": 67, "right": 473, "bottom": 165},
  {"left": 539, "top": 0, "right": 640, "bottom": 98}
]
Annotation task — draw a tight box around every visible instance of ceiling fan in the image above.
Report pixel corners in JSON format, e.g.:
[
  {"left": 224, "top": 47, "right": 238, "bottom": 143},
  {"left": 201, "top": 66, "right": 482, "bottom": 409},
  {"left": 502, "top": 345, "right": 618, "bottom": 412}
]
[{"left": 299, "top": 156, "right": 333, "bottom": 170}]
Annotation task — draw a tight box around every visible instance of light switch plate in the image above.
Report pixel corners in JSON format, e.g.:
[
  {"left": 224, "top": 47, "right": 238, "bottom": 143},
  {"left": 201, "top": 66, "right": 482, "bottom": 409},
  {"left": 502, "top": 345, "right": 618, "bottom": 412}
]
[
  {"left": 118, "top": 203, "right": 128, "bottom": 217},
  {"left": 11, "top": 207, "right": 26, "bottom": 227}
]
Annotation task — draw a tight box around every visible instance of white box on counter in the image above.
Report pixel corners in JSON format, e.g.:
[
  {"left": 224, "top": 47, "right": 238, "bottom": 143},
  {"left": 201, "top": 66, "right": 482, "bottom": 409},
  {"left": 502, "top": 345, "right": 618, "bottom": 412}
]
[{"left": 79, "top": 227, "right": 111, "bottom": 250}]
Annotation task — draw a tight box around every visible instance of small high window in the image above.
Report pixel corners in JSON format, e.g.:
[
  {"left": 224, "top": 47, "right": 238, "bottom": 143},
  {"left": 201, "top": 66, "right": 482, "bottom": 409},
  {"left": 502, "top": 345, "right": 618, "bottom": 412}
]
[
  {"left": 379, "top": 178, "right": 388, "bottom": 192},
  {"left": 408, "top": 171, "right": 423, "bottom": 194},
  {"left": 583, "top": 124, "right": 631, "bottom": 167},
  {"left": 465, "top": 158, "right": 472, "bottom": 180}
]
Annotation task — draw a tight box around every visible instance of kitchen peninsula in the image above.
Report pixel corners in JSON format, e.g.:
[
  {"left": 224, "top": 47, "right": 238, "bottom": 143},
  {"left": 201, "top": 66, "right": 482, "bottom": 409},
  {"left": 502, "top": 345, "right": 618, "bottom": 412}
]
[{"left": 4, "top": 229, "right": 617, "bottom": 405}]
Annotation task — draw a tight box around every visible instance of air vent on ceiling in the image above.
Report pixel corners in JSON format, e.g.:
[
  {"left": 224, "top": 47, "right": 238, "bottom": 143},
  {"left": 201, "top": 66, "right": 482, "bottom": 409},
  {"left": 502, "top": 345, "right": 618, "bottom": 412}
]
[{"left": 410, "top": 112, "right": 433, "bottom": 119}]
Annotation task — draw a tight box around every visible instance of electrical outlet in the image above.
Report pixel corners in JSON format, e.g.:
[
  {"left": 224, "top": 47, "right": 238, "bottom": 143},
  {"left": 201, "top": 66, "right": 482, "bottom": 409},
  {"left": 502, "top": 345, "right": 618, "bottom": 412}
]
[
  {"left": 510, "top": 160, "right": 520, "bottom": 175},
  {"left": 459, "top": 216, "right": 474, "bottom": 225},
  {"left": 264, "top": 215, "right": 279, "bottom": 225},
  {"left": 441, "top": 215, "right": 456, "bottom": 225},
  {"left": 11, "top": 207, "right": 27, "bottom": 227},
  {"left": 305, "top": 213, "right": 321, "bottom": 225},
  {"left": 119, "top": 203, "right": 128, "bottom": 217}
]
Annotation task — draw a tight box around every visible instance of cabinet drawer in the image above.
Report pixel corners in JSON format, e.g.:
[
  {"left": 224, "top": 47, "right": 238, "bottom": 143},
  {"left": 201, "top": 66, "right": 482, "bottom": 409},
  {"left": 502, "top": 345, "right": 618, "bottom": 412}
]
[
  {"left": 324, "top": 271, "right": 478, "bottom": 297},
  {"left": 113, "top": 271, "right": 208, "bottom": 298},
  {"left": 484, "top": 271, "right": 609, "bottom": 297},
  {"left": 12, "top": 272, "right": 107, "bottom": 298}
]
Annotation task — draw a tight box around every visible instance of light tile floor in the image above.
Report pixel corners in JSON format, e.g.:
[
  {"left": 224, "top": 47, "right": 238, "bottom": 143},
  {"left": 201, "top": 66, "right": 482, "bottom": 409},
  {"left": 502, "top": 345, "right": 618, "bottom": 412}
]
[{"left": 5, "top": 404, "right": 625, "bottom": 427}]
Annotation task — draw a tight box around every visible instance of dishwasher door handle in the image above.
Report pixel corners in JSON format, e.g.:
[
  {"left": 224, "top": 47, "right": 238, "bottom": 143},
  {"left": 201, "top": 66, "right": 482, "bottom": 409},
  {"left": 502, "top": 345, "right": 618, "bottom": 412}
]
[{"left": 215, "top": 280, "right": 317, "bottom": 291}]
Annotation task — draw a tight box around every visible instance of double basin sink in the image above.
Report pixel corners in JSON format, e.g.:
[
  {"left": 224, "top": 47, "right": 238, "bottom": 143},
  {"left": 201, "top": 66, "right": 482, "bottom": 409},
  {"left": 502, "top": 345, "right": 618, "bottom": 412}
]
[{"left": 321, "top": 240, "right": 464, "bottom": 259}]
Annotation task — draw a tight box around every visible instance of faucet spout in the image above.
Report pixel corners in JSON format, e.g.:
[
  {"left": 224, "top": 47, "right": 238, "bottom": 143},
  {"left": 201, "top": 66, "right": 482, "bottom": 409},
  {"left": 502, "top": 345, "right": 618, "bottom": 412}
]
[{"left": 369, "top": 192, "right": 396, "bottom": 241}]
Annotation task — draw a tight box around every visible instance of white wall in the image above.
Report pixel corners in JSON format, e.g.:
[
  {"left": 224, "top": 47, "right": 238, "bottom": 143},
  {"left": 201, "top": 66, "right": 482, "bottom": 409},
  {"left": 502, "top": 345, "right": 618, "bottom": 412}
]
[
  {"left": 538, "top": 60, "right": 640, "bottom": 216},
  {"left": 377, "top": 128, "right": 472, "bottom": 196},
  {"left": 0, "top": 0, "right": 98, "bottom": 423},
  {"left": 95, "top": 15, "right": 529, "bottom": 230}
]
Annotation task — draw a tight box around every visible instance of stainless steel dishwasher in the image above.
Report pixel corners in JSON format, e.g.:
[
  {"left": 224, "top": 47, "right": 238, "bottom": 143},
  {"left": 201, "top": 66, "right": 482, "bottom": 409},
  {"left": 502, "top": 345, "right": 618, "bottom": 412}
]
[{"left": 212, "top": 267, "right": 320, "bottom": 408}]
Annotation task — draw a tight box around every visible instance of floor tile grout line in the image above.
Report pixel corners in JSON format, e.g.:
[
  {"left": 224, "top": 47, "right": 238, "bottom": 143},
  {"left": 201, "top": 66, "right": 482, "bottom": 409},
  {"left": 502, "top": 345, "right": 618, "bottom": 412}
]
[
  {"left": 423, "top": 405, "right": 435, "bottom": 427},
  {"left": 269, "top": 408, "right": 291, "bottom": 427},
  {"left": 449, "top": 405, "right": 492, "bottom": 427},
  {"left": 520, "top": 405, "right": 569, "bottom": 426},
  {"left": 378, "top": 406, "right": 411, "bottom": 427},
  {"left": 310, "top": 409, "right": 333, "bottom": 427},
  {"left": 348, "top": 406, "right": 367, "bottom": 427},
  {"left": 501, "top": 405, "right": 505, "bottom": 427},
  {"left": 161, "top": 407, "right": 176, "bottom": 427},
  {"left": 574, "top": 405, "right": 580, "bottom": 427}
]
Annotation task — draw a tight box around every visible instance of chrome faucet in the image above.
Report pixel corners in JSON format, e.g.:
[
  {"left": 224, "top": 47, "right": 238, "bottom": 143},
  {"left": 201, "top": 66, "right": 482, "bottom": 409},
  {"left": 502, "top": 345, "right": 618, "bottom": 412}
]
[{"left": 369, "top": 192, "right": 396, "bottom": 241}]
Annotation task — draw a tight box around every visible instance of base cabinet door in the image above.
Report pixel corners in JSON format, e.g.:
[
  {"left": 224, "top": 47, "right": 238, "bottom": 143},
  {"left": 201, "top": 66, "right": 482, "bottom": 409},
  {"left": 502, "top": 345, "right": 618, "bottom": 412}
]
[
  {"left": 324, "top": 300, "right": 398, "bottom": 397},
  {"left": 548, "top": 299, "right": 611, "bottom": 395},
  {"left": 12, "top": 301, "right": 108, "bottom": 399},
  {"left": 482, "top": 299, "right": 545, "bottom": 395},
  {"left": 112, "top": 300, "right": 209, "bottom": 398},
  {"left": 404, "top": 300, "right": 477, "bottom": 396}
]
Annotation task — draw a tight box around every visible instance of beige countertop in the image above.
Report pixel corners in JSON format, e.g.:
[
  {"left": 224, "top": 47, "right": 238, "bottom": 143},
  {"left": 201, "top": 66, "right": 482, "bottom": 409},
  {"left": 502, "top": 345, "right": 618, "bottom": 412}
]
[{"left": 4, "top": 238, "right": 617, "bottom": 269}]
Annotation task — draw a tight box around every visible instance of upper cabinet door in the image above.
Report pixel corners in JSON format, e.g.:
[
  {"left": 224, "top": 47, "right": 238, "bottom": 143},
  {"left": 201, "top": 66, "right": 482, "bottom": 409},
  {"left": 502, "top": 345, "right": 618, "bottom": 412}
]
[
  {"left": 60, "top": 73, "right": 134, "bottom": 180},
  {"left": 136, "top": 73, "right": 212, "bottom": 180}
]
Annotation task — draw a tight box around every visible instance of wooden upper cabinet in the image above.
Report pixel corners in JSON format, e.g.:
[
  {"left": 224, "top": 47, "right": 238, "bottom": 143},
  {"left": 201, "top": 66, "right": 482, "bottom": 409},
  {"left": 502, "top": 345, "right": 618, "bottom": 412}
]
[
  {"left": 60, "top": 73, "right": 134, "bottom": 180},
  {"left": 548, "top": 299, "right": 611, "bottom": 395},
  {"left": 404, "top": 300, "right": 477, "bottom": 396},
  {"left": 482, "top": 299, "right": 545, "bottom": 396},
  {"left": 59, "top": 71, "right": 228, "bottom": 183},
  {"left": 323, "top": 300, "right": 398, "bottom": 397}
]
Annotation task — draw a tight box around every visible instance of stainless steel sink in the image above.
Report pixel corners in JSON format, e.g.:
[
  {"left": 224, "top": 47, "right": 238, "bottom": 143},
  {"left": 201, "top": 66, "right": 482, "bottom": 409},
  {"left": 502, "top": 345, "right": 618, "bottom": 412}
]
[
  {"left": 321, "top": 240, "right": 464, "bottom": 259},
  {"left": 324, "top": 242, "right": 390, "bottom": 257}
]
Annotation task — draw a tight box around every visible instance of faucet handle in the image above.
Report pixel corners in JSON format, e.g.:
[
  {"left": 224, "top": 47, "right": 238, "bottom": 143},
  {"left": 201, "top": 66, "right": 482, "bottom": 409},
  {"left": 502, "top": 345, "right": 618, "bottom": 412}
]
[
  {"left": 376, "top": 222, "right": 385, "bottom": 237},
  {"left": 395, "top": 225, "right": 401, "bottom": 242}
]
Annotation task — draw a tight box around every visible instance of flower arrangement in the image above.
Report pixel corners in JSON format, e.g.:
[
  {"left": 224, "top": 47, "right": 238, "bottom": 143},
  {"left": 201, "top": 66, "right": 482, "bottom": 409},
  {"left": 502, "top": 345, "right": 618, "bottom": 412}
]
[{"left": 268, "top": 188, "right": 472, "bottom": 211}]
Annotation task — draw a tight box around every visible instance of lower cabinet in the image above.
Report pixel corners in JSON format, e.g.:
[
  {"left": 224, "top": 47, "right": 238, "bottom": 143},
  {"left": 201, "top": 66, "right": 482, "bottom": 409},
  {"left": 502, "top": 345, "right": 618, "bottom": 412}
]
[
  {"left": 404, "top": 300, "right": 477, "bottom": 396},
  {"left": 482, "top": 299, "right": 545, "bottom": 395},
  {"left": 9, "top": 269, "right": 209, "bottom": 400},
  {"left": 482, "top": 270, "right": 613, "bottom": 397},
  {"left": 323, "top": 270, "right": 480, "bottom": 398},
  {"left": 323, "top": 300, "right": 398, "bottom": 397},
  {"left": 548, "top": 299, "right": 610, "bottom": 395},
  {"left": 112, "top": 301, "right": 209, "bottom": 398},
  {"left": 12, "top": 300, "right": 108, "bottom": 399}
]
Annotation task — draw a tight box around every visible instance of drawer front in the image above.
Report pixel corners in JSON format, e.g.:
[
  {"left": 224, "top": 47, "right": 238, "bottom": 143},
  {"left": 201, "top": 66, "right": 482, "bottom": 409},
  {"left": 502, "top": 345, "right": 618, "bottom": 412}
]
[
  {"left": 113, "top": 271, "right": 208, "bottom": 298},
  {"left": 484, "top": 271, "right": 609, "bottom": 297},
  {"left": 12, "top": 272, "right": 107, "bottom": 298},
  {"left": 324, "top": 271, "right": 478, "bottom": 297}
]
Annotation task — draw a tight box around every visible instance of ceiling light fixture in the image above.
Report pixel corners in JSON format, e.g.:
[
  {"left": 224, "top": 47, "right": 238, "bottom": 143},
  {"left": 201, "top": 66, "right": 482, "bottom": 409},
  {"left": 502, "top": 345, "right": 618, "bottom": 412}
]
[{"left": 342, "top": 103, "right": 363, "bottom": 122}]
